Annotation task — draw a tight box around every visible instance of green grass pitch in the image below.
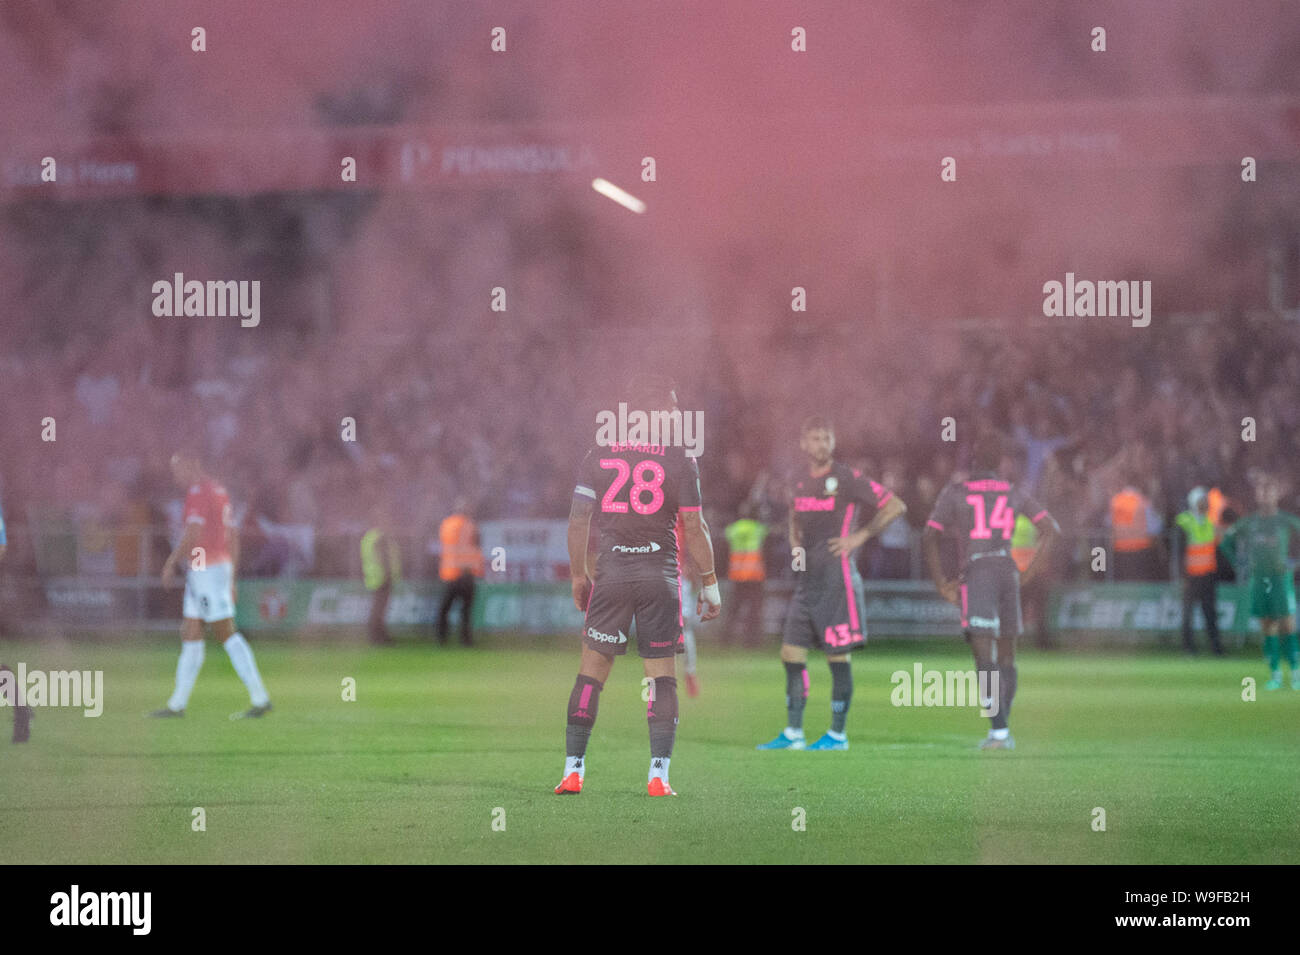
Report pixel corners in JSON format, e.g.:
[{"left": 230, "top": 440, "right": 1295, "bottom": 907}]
[{"left": 1, "top": 636, "right": 1297, "bottom": 864}]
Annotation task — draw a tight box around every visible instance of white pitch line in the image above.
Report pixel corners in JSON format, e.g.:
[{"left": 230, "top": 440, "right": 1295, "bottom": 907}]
[{"left": 591, "top": 177, "right": 646, "bottom": 214}]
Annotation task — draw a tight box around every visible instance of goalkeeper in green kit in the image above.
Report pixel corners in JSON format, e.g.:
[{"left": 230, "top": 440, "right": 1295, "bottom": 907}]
[{"left": 1221, "top": 474, "right": 1300, "bottom": 690}]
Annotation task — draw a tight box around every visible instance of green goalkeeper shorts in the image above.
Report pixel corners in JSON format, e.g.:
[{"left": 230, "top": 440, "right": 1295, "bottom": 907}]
[{"left": 1249, "top": 574, "right": 1297, "bottom": 620}]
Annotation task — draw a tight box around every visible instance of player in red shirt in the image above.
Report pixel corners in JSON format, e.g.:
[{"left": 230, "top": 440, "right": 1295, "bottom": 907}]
[
  {"left": 0, "top": 507, "right": 33, "bottom": 742},
  {"left": 150, "top": 451, "right": 272, "bottom": 719}
]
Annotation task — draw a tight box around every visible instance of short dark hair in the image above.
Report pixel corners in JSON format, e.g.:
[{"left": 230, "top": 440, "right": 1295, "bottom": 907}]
[{"left": 801, "top": 415, "right": 833, "bottom": 436}]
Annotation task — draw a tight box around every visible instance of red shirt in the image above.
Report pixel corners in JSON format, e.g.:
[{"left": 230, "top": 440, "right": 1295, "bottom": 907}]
[{"left": 183, "top": 479, "right": 234, "bottom": 565}]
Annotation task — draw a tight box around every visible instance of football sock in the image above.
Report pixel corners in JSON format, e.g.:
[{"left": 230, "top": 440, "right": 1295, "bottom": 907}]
[
  {"left": 996, "top": 662, "right": 1017, "bottom": 729},
  {"left": 565, "top": 674, "right": 602, "bottom": 760},
  {"left": 979, "top": 669, "right": 997, "bottom": 714},
  {"left": 969, "top": 634, "right": 999, "bottom": 731},
  {"left": 12, "top": 702, "right": 31, "bottom": 743},
  {"left": 1, "top": 665, "right": 32, "bottom": 743},
  {"left": 784, "top": 661, "right": 808, "bottom": 731},
  {"left": 829, "top": 661, "right": 852, "bottom": 734},
  {"left": 647, "top": 676, "right": 678, "bottom": 760},
  {"left": 167, "top": 640, "right": 205, "bottom": 711},
  {"left": 563, "top": 755, "right": 585, "bottom": 779},
  {"left": 1284, "top": 633, "right": 1299, "bottom": 670},
  {"left": 222, "top": 633, "right": 269, "bottom": 707},
  {"left": 649, "top": 756, "right": 670, "bottom": 783},
  {"left": 1264, "top": 635, "right": 1281, "bottom": 671},
  {"left": 990, "top": 727, "right": 1010, "bottom": 740}
]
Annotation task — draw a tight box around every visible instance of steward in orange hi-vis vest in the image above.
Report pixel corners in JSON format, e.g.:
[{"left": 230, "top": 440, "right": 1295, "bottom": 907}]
[
  {"left": 1110, "top": 488, "right": 1153, "bottom": 553},
  {"left": 439, "top": 513, "right": 484, "bottom": 581},
  {"left": 1109, "top": 484, "right": 1164, "bottom": 582},
  {"left": 437, "top": 502, "right": 483, "bottom": 647}
]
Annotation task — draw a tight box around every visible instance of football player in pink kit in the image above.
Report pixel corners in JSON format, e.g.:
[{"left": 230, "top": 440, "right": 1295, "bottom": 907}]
[
  {"left": 150, "top": 452, "right": 272, "bottom": 720},
  {"left": 556, "top": 378, "right": 720, "bottom": 797},
  {"left": 923, "top": 433, "right": 1059, "bottom": 749},
  {"left": 757, "top": 417, "right": 907, "bottom": 751}
]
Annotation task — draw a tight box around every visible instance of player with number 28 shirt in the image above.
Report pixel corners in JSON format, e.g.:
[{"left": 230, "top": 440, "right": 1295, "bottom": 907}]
[{"left": 556, "top": 377, "right": 720, "bottom": 797}]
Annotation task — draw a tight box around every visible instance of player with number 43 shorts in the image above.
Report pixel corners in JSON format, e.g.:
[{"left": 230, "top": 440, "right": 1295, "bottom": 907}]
[{"left": 757, "top": 416, "right": 906, "bottom": 753}]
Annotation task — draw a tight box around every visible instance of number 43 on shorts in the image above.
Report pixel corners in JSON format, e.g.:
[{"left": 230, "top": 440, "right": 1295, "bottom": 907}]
[{"left": 824, "top": 623, "right": 860, "bottom": 647}]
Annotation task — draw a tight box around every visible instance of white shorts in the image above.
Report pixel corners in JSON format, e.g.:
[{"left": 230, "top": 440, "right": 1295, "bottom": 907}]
[{"left": 183, "top": 562, "right": 235, "bottom": 623}]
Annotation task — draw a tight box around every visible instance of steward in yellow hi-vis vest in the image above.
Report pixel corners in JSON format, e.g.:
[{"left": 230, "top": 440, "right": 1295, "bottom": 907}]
[
  {"left": 1010, "top": 513, "right": 1038, "bottom": 573},
  {"left": 725, "top": 517, "right": 768, "bottom": 582},
  {"left": 724, "top": 508, "right": 769, "bottom": 646},
  {"left": 361, "top": 511, "right": 402, "bottom": 646},
  {"left": 362, "top": 528, "right": 402, "bottom": 589},
  {"left": 437, "top": 499, "right": 483, "bottom": 646},
  {"left": 1174, "top": 487, "right": 1224, "bottom": 655}
]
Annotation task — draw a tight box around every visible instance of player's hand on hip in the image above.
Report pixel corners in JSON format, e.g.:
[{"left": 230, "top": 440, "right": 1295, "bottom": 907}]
[
  {"left": 161, "top": 561, "right": 178, "bottom": 588},
  {"left": 572, "top": 576, "right": 592, "bottom": 612},
  {"left": 827, "top": 534, "right": 864, "bottom": 558},
  {"left": 938, "top": 579, "right": 960, "bottom": 606}
]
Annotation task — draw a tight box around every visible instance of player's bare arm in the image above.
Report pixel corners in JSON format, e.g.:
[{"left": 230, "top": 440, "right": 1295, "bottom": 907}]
[
  {"left": 567, "top": 495, "right": 595, "bottom": 611},
  {"left": 584, "top": 511, "right": 600, "bottom": 582},
  {"left": 162, "top": 522, "right": 200, "bottom": 587},
  {"left": 922, "top": 525, "right": 959, "bottom": 605},
  {"left": 828, "top": 494, "right": 907, "bottom": 557},
  {"left": 681, "top": 510, "right": 721, "bottom": 621},
  {"left": 1018, "top": 511, "right": 1061, "bottom": 585},
  {"left": 677, "top": 519, "right": 701, "bottom": 588}
]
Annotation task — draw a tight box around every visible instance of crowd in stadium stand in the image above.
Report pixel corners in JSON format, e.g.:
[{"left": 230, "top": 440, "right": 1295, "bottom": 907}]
[{"left": 2, "top": 294, "right": 1298, "bottom": 586}]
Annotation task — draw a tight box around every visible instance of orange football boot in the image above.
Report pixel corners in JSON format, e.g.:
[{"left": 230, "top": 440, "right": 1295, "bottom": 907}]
[
  {"left": 647, "top": 778, "right": 677, "bottom": 797},
  {"left": 553, "top": 772, "right": 583, "bottom": 795}
]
